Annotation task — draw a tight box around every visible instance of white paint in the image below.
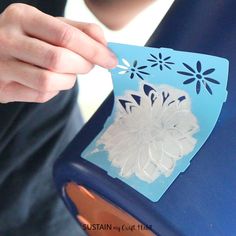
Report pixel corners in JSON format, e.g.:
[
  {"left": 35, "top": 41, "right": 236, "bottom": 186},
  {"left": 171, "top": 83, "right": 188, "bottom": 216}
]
[{"left": 97, "top": 83, "right": 199, "bottom": 183}]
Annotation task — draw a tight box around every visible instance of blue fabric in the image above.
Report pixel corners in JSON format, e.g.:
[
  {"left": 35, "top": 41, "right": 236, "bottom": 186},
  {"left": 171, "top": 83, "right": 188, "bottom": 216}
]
[{"left": 0, "top": 87, "right": 85, "bottom": 236}]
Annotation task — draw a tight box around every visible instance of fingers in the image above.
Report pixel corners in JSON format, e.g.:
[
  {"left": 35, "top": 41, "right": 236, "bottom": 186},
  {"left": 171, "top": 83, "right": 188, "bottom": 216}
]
[
  {"left": 57, "top": 18, "right": 107, "bottom": 46},
  {"left": 0, "top": 82, "right": 59, "bottom": 103},
  {"left": 0, "top": 3, "right": 117, "bottom": 104},
  {"left": 8, "top": 35, "right": 94, "bottom": 74},
  {"left": 0, "top": 58, "right": 76, "bottom": 103},
  {"left": 19, "top": 5, "right": 117, "bottom": 68},
  {"left": 0, "top": 60, "right": 77, "bottom": 93}
]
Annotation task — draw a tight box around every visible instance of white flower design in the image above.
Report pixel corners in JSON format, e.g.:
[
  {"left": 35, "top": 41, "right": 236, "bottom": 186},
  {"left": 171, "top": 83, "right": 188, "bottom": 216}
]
[
  {"left": 116, "top": 58, "right": 149, "bottom": 80},
  {"left": 97, "top": 82, "right": 199, "bottom": 183},
  {"left": 117, "top": 58, "right": 131, "bottom": 74}
]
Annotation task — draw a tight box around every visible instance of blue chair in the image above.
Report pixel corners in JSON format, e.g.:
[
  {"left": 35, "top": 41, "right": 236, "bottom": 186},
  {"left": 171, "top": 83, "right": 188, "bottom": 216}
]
[{"left": 54, "top": 0, "right": 236, "bottom": 235}]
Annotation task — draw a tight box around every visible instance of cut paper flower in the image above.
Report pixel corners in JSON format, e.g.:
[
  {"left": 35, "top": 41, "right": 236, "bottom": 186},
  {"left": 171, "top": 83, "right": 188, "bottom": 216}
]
[
  {"left": 177, "top": 61, "right": 219, "bottom": 95},
  {"left": 97, "top": 82, "right": 199, "bottom": 183},
  {"left": 147, "top": 53, "right": 174, "bottom": 70},
  {"left": 117, "top": 58, "right": 149, "bottom": 80}
]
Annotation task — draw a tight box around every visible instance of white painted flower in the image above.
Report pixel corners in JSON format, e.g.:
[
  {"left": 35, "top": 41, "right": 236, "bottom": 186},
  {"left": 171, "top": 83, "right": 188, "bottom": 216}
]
[
  {"left": 116, "top": 58, "right": 150, "bottom": 80},
  {"left": 97, "top": 82, "right": 199, "bottom": 183},
  {"left": 117, "top": 58, "right": 131, "bottom": 74}
]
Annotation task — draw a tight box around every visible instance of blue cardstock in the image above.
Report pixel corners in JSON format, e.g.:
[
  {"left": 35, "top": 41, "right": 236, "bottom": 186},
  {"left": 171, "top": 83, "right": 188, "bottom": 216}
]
[{"left": 81, "top": 43, "right": 229, "bottom": 202}]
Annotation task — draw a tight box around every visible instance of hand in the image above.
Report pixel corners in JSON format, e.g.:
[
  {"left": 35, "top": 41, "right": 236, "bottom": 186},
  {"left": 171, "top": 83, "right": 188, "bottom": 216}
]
[{"left": 0, "top": 3, "right": 117, "bottom": 103}]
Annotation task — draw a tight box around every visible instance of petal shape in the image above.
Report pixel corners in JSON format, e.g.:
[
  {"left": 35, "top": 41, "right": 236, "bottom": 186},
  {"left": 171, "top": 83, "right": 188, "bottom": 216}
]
[
  {"left": 122, "top": 58, "right": 130, "bottom": 67},
  {"left": 142, "top": 162, "right": 161, "bottom": 183},
  {"left": 143, "top": 83, "right": 156, "bottom": 96},
  {"left": 136, "top": 162, "right": 160, "bottom": 183},
  {"left": 178, "top": 71, "right": 195, "bottom": 76},
  {"left": 204, "top": 77, "right": 220, "bottom": 84},
  {"left": 150, "top": 53, "right": 158, "bottom": 60},
  {"left": 136, "top": 73, "right": 144, "bottom": 80},
  {"left": 131, "top": 94, "right": 141, "bottom": 105},
  {"left": 147, "top": 59, "right": 156, "bottom": 62},
  {"left": 138, "top": 71, "right": 150, "bottom": 75},
  {"left": 196, "top": 80, "right": 201, "bottom": 94},
  {"left": 120, "top": 157, "right": 136, "bottom": 177},
  {"left": 118, "top": 99, "right": 132, "bottom": 112},
  {"left": 177, "top": 135, "right": 197, "bottom": 156},
  {"left": 203, "top": 68, "right": 215, "bottom": 75},
  {"left": 151, "top": 63, "right": 158, "bottom": 67},
  {"left": 149, "top": 142, "right": 164, "bottom": 165},
  {"left": 163, "top": 137, "right": 182, "bottom": 159},
  {"left": 164, "top": 64, "right": 171, "bottom": 70},
  {"left": 137, "top": 144, "right": 151, "bottom": 168},
  {"left": 159, "top": 153, "right": 175, "bottom": 176},
  {"left": 164, "top": 56, "right": 171, "bottom": 61},
  {"left": 183, "top": 78, "right": 195, "bottom": 84},
  {"left": 117, "top": 65, "right": 128, "bottom": 69},
  {"left": 196, "top": 61, "right": 202, "bottom": 73},
  {"left": 138, "top": 65, "right": 148, "bottom": 70},
  {"left": 118, "top": 70, "right": 129, "bottom": 74},
  {"left": 202, "top": 81, "right": 213, "bottom": 95},
  {"left": 183, "top": 63, "right": 196, "bottom": 73}
]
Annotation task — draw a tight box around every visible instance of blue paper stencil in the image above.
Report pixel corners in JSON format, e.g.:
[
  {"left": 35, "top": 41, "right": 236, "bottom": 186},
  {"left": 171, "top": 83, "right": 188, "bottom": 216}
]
[{"left": 82, "top": 43, "right": 229, "bottom": 202}]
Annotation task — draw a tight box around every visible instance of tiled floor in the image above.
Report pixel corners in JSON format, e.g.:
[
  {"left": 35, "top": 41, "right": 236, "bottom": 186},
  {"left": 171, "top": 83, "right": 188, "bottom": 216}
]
[{"left": 65, "top": 0, "right": 174, "bottom": 121}]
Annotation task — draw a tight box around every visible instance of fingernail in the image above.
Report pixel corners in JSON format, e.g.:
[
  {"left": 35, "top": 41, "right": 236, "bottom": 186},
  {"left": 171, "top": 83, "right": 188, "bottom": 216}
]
[{"left": 106, "top": 52, "right": 118, "bottom": 69}]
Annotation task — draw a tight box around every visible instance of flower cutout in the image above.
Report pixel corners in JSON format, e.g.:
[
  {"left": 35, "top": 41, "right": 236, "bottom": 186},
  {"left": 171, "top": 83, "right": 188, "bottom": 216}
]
[
  {"left": 177, "top": 61, "right": 220, "bottom": 95},
  {"left": 147, "top": 53, "right": 174, "bottom": 70},
  {"left": 97, "top": 82, "right": 199, "bottom": 183},
  {"left": 117, "top": 58, "right": 150, "bottom": 80}
]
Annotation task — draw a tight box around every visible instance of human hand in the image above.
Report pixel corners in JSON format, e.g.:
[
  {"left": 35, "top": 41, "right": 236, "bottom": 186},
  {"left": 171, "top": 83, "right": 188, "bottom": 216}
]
[{"left": 0, "top": 3, "right": 117, "bottom": 103}]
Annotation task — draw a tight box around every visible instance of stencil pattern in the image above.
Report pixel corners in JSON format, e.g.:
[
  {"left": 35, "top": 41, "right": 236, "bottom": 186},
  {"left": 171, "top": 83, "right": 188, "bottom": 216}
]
[
  {"left": 177, "top": 61, "right": 219, "bottom": 95},
  {"left": 147, "top": 53, "right": 174, "bottom": 70},
  {"left": 117, "top": 59, "right": 149, "bottom": 80},
  {"left": 117, "top": 55, "right": 219, "bottom": 95},
  {"left": 97, "top": 83, "right": 199, "bottom": 183},
  {"left": 82, "top": 43, "right": 228, "bottom": 201}
]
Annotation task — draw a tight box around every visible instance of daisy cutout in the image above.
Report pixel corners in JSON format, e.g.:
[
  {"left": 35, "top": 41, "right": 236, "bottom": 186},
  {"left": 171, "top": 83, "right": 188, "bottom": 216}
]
[
  {"left": 117, "top": 58, "right": 149, "bottom": 80},
  {"left": 177, "top": 61, "right": 219, "bottom": 95}
]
